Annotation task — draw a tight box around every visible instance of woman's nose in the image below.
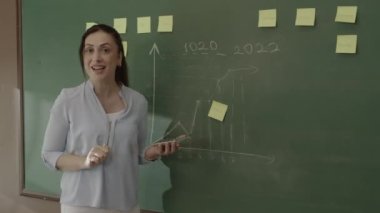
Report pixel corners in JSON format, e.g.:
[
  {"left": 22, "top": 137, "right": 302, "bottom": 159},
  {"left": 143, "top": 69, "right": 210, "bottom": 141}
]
[{"left": 92, "top": 50, "right": 102, "bottom": 61}]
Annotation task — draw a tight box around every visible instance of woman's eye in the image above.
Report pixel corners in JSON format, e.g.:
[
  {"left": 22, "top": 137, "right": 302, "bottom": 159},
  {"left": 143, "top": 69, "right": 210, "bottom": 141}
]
[
  {"left": 102, "top": 48, "right": 110, "bottom": 53},
  {"left": 84, "top": 48, "right": 94, "bottom": 54}
]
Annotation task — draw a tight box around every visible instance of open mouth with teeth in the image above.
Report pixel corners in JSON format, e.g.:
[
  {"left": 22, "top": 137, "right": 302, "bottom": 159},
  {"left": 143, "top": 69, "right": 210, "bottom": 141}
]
[{"left": 91, "top": 65, "right": 106, "bottom": 73}]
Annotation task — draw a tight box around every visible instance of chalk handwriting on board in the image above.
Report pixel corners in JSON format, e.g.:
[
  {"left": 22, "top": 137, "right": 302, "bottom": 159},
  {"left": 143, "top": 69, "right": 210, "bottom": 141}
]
[
  {"left": 183, "top": 40, "right": 280, "bottom": 56},
  {"left": 149, "top": 43, "right": 160, "bottom": 143},
  {"left": 150, "top": 63, "right": 275, "bottom": 164},
  {"left": 148, "top": 41, "right": 276, "bottom": 163},
  {"left": 160, "top": 99, "right": 275, "bottom": 164},
  {"left": 233, "top": 42, "right": 280, "bottom": 55},
  {"left": 216, "top": 65, "right": 259, "bottom": 93},
  {"left": 183, "top": 40, "right": 224, "bottom": 56},
  {"left": 184, "top": 41, "right": 218, "bottom": 52}
]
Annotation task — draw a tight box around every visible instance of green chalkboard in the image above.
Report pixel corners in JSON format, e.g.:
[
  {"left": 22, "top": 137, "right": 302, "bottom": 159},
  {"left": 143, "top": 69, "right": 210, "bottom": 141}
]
[{"left": 22, "top": 0, "right": 380, "bottom": 212}]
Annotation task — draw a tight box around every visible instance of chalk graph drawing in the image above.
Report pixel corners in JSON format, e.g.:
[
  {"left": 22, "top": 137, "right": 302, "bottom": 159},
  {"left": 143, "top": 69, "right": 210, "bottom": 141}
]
[{"left": 149, "top": 43, "right": 275, "bottom": 164}]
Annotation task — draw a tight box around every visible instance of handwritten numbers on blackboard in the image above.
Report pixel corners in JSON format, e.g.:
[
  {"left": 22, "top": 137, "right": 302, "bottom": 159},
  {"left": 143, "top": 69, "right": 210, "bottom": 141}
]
[
  {"left": 233, "top": 42, "right": 280, "bottom": 55},
  {"left": 184, "top": 41, "right": 280, "bottom": 56},
  {"left": 184, "top": 41, "right": 219, "bottom": 55}
]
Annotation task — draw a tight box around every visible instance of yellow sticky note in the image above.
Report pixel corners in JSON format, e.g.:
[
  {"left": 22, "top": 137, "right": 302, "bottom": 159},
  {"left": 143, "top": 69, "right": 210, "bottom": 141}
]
[
  {"left": 114, "top": 18, "right": 127, "bottom": 34},
  {"left": 85, "top": 22, "right": 97, "bottom": 30},
  {"left": 295, "top": 8, "right": 316, "bottom": 26},
  {"left": 335, "top": 6, "right": 358, "bottom": 23},
  {"left": 336, "top": 35, "right": 357, "bottom": 54},
  {"left": 137, "top": 17, "right": 151, "bottom": 34},
  {"left": 208, "top": 100, "right": 228, "bottom": 122},
  {"left": 258, "top": 9, "right": 277, "bottom": 27},
  {"left": 158, "top": 15, "right": 173, "bottom": 32},
  {"left": 122, "top": 41, "right": 127, "bottom": 57}
]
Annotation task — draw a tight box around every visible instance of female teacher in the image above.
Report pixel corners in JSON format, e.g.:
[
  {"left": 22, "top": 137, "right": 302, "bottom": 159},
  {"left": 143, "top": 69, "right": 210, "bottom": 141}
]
[{"left": 42, "top": 24, "right": 179, "bottom": 213}]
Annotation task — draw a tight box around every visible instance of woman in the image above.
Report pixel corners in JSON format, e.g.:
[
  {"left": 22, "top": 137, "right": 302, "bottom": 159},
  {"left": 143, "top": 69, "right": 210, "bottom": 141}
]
[{"left": 41, "top": 24, "right": 179, "bottom": 213}]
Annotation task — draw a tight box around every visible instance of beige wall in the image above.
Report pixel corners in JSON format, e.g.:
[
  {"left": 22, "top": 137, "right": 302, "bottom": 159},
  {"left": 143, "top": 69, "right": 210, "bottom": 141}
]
[{"left": 0, "top": 0, "right": 60, "bottom": 212}]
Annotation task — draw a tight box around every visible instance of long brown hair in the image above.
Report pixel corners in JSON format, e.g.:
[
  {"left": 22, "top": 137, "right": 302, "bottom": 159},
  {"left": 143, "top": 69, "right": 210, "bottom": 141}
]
[{"left": 79, "top": 24, "right": 129, "bottom": 86}]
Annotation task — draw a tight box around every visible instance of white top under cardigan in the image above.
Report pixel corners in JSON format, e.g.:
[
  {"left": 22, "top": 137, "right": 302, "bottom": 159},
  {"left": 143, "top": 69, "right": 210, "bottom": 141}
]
[{"left": 41, "top": 81, "right": 149, "bottom": 212}]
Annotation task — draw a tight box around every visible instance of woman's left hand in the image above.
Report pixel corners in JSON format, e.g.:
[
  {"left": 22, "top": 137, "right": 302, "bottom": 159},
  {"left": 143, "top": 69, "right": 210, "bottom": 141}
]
[{"left": 144, "top": 139, "right": 180, "bottom": 161}]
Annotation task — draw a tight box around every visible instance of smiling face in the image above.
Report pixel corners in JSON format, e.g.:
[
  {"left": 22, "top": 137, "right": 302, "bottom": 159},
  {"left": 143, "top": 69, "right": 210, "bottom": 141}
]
[{"left": 82, "top": 30, "right": 122, "bottom": 84}]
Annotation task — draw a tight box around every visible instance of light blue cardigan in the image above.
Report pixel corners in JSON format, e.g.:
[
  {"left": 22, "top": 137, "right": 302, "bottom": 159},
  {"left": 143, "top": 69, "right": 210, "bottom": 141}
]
[{"left": 41, "top": 80, "right": 149, "bottom": 212}]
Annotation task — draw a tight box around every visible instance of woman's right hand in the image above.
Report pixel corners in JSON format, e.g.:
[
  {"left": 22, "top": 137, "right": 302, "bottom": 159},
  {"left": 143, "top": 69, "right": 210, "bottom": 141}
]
[{"left": 84, "top": 145, "right": 110, "bottom": 168}]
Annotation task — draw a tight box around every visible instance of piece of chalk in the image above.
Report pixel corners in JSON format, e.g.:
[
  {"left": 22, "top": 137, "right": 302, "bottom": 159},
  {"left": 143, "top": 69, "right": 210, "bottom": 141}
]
[{"left": 175, "top": 135, "right": 190, "bottom": 143}]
